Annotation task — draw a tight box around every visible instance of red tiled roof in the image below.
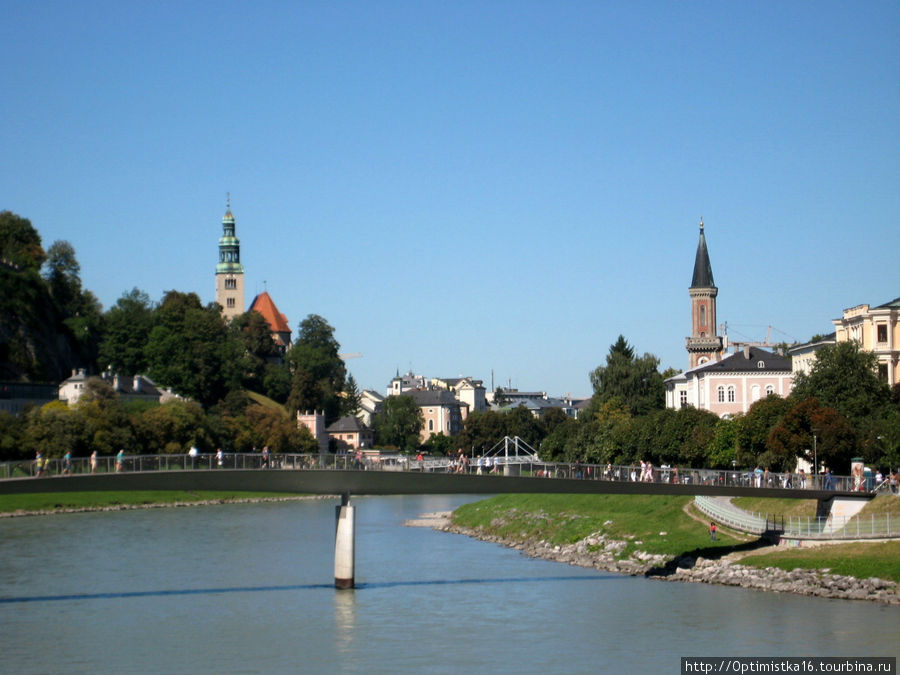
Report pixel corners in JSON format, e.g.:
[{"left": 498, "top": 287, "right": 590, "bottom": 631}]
[{"left": 249, "top": 292, "right": 291, "bottom": 334}]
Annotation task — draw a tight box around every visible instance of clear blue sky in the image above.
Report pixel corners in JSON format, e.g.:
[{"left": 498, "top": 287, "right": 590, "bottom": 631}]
[{"left": 3, "top": 1, "right": 898, "bottom": 397}]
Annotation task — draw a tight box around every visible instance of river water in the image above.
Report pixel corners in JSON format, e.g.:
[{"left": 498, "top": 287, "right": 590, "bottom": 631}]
[{"left": 1, "top": 495, "right": 897, "bottom": 673}]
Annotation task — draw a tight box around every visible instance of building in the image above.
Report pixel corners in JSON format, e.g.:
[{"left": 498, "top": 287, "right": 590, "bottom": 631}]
[
  {"left": 666, "top": 346, "right": 793, "bottom": 416},
  {"left": 431, "top": 376, "right": 487, "bottom": 413},
  {"left": 832, "top": 297, "right": 900, "bottom": 386},
  {"left": 248, "top": 291, "right": 292, "bottom": 354},
  {"left": 0, "top": 382, "right": 57, "bottom": 416},
  {"left": 58, "top": 369, "right": 178, "bottom": 406},
  {"left": 666, "top": 219, "right": 792, "bottom": 416},
  {"left": 387, "top": 371, "right": 427, "bottom": 397},
  {"left": 326, "top": 416, "right": 374, "bottom": 451},
  {"left": 358, "top": 390, "right": 384, "bottom": 427},
  {"left": 788, "top": 333, "right": 835, "bottom": 376},
  {"left": 215, "top": 198, "right": 245, "bottom": 320},
  {"left": 685, "top": 218, "right": 723, "bottom": 368},
  {"left": 406, "top": 389, "right": 467, "bottom": 442},
  {"left": 297, "top": 411, "right": 328, "bottom": 453}
]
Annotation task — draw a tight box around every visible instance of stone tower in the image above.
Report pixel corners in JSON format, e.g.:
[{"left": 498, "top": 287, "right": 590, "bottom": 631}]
[
  {"left": 685, "top": 218, "right": 723, "bottom": 368},
  {"left": 215, "top": 196, "right": 245, "bottom": 320}
]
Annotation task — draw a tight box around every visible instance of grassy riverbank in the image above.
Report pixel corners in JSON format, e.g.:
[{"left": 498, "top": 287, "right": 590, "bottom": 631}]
[
  {"left": 0, "top": 490, "right": 306, "bottom": 513},
  {"left": 452, "top": 493, "right": 744, "bottom": 558},
  {"left": 739, "top": 541, "right": 900, "bottom": 582},
  {"left": 451, "top": 494, "right": 900, "bottom": 583}
]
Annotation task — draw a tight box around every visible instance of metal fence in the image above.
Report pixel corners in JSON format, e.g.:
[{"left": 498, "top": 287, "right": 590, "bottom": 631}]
[
  {"left": 2, "top": 452, "right": 886, "bottom": 497},
  {"left": 694, "top": 495, "right": 900, "bottom": 539}
]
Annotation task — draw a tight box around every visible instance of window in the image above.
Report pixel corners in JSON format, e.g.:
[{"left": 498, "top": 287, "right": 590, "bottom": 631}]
[
  {"left": 751, "top": 384, "right": 760, "bottom": 401},
  {"left": 727, "top": 386, "right": 736, "bottom": 403},
  {"left": 225, "top": 278, "right": 236, "bottom": 289},
  {"left": 699, "top": 305, "right": 706, "bottom": 326},
  {"left": 878, "top": 364, "right": 888, "bottom": 381},
  {"left": 717, "top": 386, "right": 725, "bottom": 403},
  {"left": 428, "top": 420, "right": 434, "bottom": 431},
  {"left": 679, "top": 390, "right": 687, "bottom": 407},
  {"left": 765, "top": 385, "right": 775, "bottom": 396},
  {"left": 226, "top": 298, "right": 235, "bottom": 308},
  {"left": 877, "top": 324, "right": 888, "bottom": 343},
  {"left": 757, "top": 361, "right": 765, "bottom": 369}
]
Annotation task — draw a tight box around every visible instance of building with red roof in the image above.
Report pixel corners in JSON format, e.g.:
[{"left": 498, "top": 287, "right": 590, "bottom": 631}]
[{"left": 249, "top": 291, "right": 292, "bottom": 352}]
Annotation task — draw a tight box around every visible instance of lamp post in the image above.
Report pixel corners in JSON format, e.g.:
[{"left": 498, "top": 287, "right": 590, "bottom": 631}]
[{"left": 812, "top": 429, "right": 819, "bottom": 487}]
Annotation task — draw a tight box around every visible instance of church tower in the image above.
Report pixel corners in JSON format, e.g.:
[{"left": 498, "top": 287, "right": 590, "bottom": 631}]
[
  {"left": 685, "top": 218, "right": 723, "bottom": 368},
  {"left": 215, "top": 196, "right": 244, "bottom": 320}
]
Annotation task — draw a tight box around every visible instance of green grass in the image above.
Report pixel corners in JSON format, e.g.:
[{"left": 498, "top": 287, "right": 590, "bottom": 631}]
[
  {"left": 740, "top": 540, "right": 900, "bottom": 582},
  {"left": 0, "top": 490, "right": 304, "bottom": 513},
  {"left": 858, "top": 494, "right": 900, "bottom": 516},
  {"left": 452, "top": 493, "right": 743, "bottom": 558}
]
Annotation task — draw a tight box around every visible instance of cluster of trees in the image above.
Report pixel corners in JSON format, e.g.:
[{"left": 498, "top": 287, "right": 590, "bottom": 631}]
[
  {"left": 1, "top": 211, "right": 361, "bottom": 459},
  {"left": 538, "top": 337, "right": 899, "bottom": 474},
  {"left": 0, "top": 378, "right": 321, "bottom": 459}
]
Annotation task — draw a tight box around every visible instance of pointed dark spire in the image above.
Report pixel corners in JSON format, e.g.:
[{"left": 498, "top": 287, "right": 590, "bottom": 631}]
[{"left": 691, "top": 217, "right": 715, "bottom": 288}]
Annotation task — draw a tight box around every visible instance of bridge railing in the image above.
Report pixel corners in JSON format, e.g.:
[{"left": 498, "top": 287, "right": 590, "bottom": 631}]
[{"left": 0, "top": 453, "right": 883, "bottom": 496}]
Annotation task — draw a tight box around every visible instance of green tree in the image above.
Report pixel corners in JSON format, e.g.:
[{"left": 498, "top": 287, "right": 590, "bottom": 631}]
[
  {"left": 232, "top": 310, "right": 280, "bottom": 394},
  {"left": 286, "top": 314, "right": 346, "bottom": 421},
  {"left": 422, "top": 432, "right": 454, "bottom": 456},
  {"left": 734, "top": 395, "right": 791, "bottom": 468},
  {"left": 790, "top": 341, "right": 892, "bottom": 422},
  {"left": 99, "top": 288, "right": 154, "bottom": 375},
  {"left": 375, "top": 395, "right": 423, "bottom": 451},
  {"left": 588, "top": 335, "right": 664, "bottom": 416},
  {"left": 145, "top": 291, "right": 242, "bottom": 407},
  {"left": 341, "top": 373, "right": 362, "bottom": 417},
  {"left": 0, "top": 211, "right": 45, "bottom": 270}
]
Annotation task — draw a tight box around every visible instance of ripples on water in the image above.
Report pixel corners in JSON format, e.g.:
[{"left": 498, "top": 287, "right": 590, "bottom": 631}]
[{"left": 0, "top": 496, "right": 896, "bottom": 673}]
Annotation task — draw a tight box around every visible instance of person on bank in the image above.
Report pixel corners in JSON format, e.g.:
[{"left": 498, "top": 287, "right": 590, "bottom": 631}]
[{"left": 709, "top": 522, "right": 717, "bottom": 541}]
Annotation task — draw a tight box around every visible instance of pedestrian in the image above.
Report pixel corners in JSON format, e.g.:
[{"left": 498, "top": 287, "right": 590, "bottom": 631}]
[
  {"left": 90, "top": 450, "right": 98, "bottom": 474},
  {"left": 63, "top": 450, "right": 72, "bottom": 475},
  {"left": 34, "top": 451, "right": 43, "bottom": 477},
  {"left": 188, "top": 445, "right": 199, "bottom": 469},
  {"left": 709, "top": 522, "right": 717, "bottom": 541},
  {"left": 261, "top": 446, "right": 270, "bottom": 469},
  {"left": 216, "top": 447, "right": 224, "bottom": 468},
  {"left": 115, "top": 449, "right": 124, "bottom": 472}
]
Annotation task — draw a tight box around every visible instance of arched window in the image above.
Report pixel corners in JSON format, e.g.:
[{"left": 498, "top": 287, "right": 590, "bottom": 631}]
[
  {"left": 699, "top": 305, "right": 706, "bottom": 326},
  {"left": 751, "top": 384, "right": 760, "bottom": 402},
  {"left": 757, "top": 360, "right": 765, "bottom": 369},
  {"left": 765, "top": 385, "right": 775, "bottom": 396},
  {"left": 428, "top": 419, "right": 434, "bottom": 432},
  {"left": 727, "top": 386, "right": 736, "bottom": 403},
  {"left": 717, "top": 386, "right": 725, "bottom": 403}
]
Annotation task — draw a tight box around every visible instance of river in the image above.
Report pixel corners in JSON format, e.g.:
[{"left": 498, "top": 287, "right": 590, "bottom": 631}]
[{"left": 0, "top": 495, "right": 897, "bottom": 673}]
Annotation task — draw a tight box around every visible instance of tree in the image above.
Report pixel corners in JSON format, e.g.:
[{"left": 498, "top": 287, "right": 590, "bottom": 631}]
[
  {"left": 734, "top": 395, "right": 791, "bottom": 468},
  {"left": 341, "top": 373, "right": 362, "bottom": 417},
  {"left": 374, "top": 395, "right": 423, "bottom": 451},
  {"left": 145, "top": 291, "right": 242, "bottom": 408},
  {"left": 232, "top": 310, "right": 280, "bottom": 394},
  {"left": 588, "top": 335, "right": 664, "bottom": 416},
  {"left": 99, "top": 288, "right": 154, "bottom": 375},
  {"left": 0, "top": 211, "right": 45, "bottom": 270},
  {"left": 286, "top": 314, "right": 346, "bottom": 421},
  {"left": 768, "top": 398, "right": 858, "bottom": 474},
  {"left": 790, "top": 341, "right": 891, "bottom": 422}
]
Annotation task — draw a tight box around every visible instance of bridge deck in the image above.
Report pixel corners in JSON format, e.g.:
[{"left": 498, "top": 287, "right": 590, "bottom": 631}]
[{"left": 0, "top": 469, "right": 869, "bottom": 502}]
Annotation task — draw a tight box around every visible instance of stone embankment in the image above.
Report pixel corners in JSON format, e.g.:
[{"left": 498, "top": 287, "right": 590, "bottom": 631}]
[{"left": 438, "top": 522, "right": 900, "bottom": 605}]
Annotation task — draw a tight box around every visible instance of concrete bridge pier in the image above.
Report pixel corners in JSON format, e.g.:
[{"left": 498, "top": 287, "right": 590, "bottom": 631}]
[{"left": 334, "top": 492, "right": 355, "bottom": 589}]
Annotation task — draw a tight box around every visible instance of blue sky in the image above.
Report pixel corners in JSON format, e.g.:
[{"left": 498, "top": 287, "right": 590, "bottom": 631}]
[{"left": 3, "top": 1, "right": 898, "bottom": 397}]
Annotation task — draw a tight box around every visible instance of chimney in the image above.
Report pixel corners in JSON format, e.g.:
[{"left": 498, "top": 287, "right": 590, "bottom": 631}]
[
  {"left": 133, "top": 376, "right": 141, "bottom": 393},
  {"left": 743, "top": 345, "right": 750, "bottom": 359}
]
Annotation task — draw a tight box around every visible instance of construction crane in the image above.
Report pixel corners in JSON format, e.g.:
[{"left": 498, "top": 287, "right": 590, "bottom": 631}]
[{"left": 719, "top": 323, "right": 795, "bottom": 352}]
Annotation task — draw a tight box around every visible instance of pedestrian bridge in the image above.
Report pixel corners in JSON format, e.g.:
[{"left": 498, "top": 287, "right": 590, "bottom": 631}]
[
  {"left": 0, "top": 452, "right": 869, "bottom": 502},
  {"left": 1, "top": 453, "right": 875, "bottom": 589}
]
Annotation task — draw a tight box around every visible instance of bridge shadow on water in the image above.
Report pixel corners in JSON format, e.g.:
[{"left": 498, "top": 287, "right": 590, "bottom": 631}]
[{"left": 0, "top": 574, "right": 615, "bottom": 605}]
